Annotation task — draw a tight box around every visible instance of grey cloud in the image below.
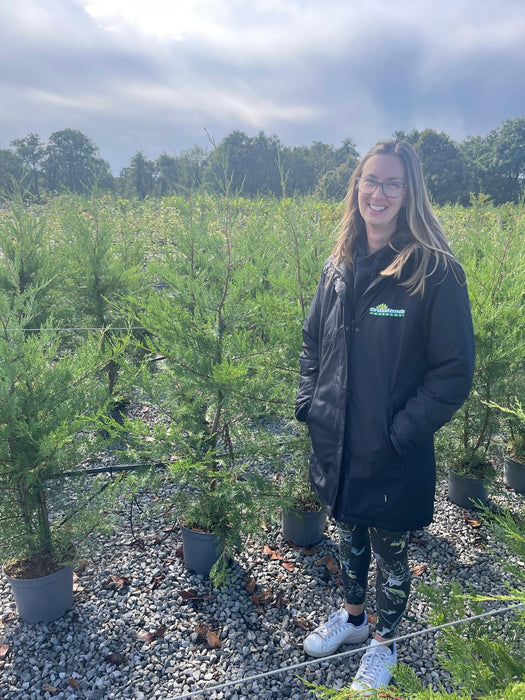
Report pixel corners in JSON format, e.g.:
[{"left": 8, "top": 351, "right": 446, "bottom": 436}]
[{"left": 0, "top": 0, "right": 524, "bottom": 172}]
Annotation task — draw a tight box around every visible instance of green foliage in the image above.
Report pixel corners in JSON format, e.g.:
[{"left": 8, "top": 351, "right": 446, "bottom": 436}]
[
  {"left": 0, "top": 291, "right": 122, "bottom": 565},
  {"left": 436, "top": 198, "right": 525, "bottom": 477}
]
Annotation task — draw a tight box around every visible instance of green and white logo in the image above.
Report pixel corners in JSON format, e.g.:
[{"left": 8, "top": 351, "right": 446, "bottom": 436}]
[{"left": 369, "top": 303, "right": 405, "bottom": 318}]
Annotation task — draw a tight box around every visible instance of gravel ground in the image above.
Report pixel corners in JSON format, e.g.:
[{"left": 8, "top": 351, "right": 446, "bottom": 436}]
[{"left": 1, "top": 465, "right": 523, "bottom": 700}]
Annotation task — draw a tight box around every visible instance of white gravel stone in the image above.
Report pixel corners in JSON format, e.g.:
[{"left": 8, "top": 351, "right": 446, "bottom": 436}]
[{"left": 1, "top": 457, "right": 522, "bottom": 700}]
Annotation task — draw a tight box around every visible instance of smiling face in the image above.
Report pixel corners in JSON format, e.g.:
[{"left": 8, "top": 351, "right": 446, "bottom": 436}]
[{"left": 357, "top": 153, "right": 407, "bottom": 252}]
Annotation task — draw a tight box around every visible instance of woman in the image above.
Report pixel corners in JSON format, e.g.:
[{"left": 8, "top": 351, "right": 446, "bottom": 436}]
[{"left": 295, "top": 140, "right": 475, "bottom": 693}]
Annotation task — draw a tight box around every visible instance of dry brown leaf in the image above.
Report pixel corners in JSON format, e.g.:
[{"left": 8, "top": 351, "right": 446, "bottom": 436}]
[
  {"left": 301, "top": 546, "right": 321, "bottom": 555},
  {"left": 294, "top": 617, "right": 315, "bottom": 631},
  {"left": 206, "top": 630, "right": 221, "bottom": 648},
  {"left": 367, "top": 613, "right": 378, "bottom": 626},
  {"left": 314, "top": 554, "right": 340, "bottom": 575},
  {"left": 464, "top": 515, "right": 482, "bottom": 529},
  {"left": 410, "top": 564, "right": 428, "bottom": 576},
  {"left": 263, "top": 545, "right": 284, "bottom": 561},
  {"left": 150, "top": 574, "right": 165, "bottom": 591},
  {"left": 105, "top": 652, "right": 126, "bottom": 666},
  {"left": 195, "top": 624, "right": 209, "bottom": 638},
  {"left": 155, "top": 625, "right": 166, "bottom": 638},
  {"left": 281, "top": 561, "right": 295, "bottom": 572},
  {"left": 0, "top": 644, "right": 9, "bottom": 659},
  {"left": 68, "top": 678, "right": 81, "bottom": 690},
  {"left": 273, "top": 591, "right": 289, "bottom": 608},
  {"left": 42, "top": 683, "right": 57, "bottom": 694},
  {"left": 107, "top": 574, "right": 131, "bottom": 591},
  {"left": 245, "top": 577, "right": 257, "bottom": 595}
]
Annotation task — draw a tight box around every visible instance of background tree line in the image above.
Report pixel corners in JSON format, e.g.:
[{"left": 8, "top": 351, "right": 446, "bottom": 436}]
[{"left": 0, "top": 116, "right": 523, "bottom": 204}]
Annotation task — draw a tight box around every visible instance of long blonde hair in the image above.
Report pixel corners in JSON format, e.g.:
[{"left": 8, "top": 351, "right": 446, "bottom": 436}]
[{"left": 333, "top": 140, "right": 457, "bottom": 296}]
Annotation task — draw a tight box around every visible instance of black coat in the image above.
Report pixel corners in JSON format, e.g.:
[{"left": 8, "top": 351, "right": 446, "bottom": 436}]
[{"left": 295, "top": 240, "right": 475, "bottom": 531}]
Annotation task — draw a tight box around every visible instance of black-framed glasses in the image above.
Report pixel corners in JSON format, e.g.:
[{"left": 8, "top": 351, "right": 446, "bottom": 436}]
[{"left": 356, "top": 177, "right": 407, "bottom": 199}]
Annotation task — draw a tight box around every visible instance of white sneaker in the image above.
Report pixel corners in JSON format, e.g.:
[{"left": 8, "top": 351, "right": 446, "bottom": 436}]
[
  {"left": 350, "top": 638, "right": 397, "bottom": 694},
  {"left": 303, "top": 609, "right": 370, "bottom": 658}
]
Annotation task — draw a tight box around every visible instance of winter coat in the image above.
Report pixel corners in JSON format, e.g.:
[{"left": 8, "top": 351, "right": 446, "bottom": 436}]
[{"left": 295, "top": 236, "right": 475, "bottom": 532}]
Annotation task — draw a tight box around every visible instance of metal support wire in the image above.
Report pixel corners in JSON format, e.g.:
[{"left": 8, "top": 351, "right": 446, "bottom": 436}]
[{"left": 167, "top": 602, "right": 525, "bottom": 700}]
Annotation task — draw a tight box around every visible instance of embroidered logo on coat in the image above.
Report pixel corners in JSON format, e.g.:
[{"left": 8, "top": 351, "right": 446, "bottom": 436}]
[{"left": 369, "top": 303, "right": 405, "bottom": 318}]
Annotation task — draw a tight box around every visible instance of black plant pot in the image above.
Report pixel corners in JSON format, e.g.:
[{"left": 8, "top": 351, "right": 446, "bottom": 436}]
[
  {"left": 503, "top": 455, "right": 525, "bottom": 494},
  {"left": 180, "top": 524, "right": 224, "bottom": 577},
  {"left": 448, "top": 470, "right": 488, "bottom": 510},
  {"left": 282, "top": 507, "right": 327, "bottom": 547},
  {"left": 3, "top": 565, "right": 73, "bottom": 624}
]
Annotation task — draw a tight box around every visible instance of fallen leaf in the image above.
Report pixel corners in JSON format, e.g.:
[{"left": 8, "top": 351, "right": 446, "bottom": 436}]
[
  {"left": 0, "top": 644, "right": 9, "bottom": 659},
  {"left": 251, "top": 588, "right": 274, "bottom": 606},
  {"left": 410, "top": 564, "right": 428, "bottom": 576},
  {"left": 42, "top": 683, "right": 57, "bottom": 694},
  {"left": 105, "top": 652, "right": 126, "bottom": 666},
  {"left": 206, "top": 630, "right": 221, "bottom": 648},
  {"left": 155, "top": 625, "right": 166, "bottom": 638},
  {"left": 150, "top": 573, "right": 165, "bottom": 590},
  {"left": 273, "top": 591, "right": 289, "bottom": 608},
  {"left": 302, "top": 546, "right": 321, "bottom": 555},
  {"left": 367, "top": 613, "right": 378, "bottom": 626},
  {"left": 175, "top": 546, "right": 184, "bottom": 559},
  {"left": 195, "top": 624, "right": 208, "bottom": 638},
  {"left": 106, "top": 574, "right": 131, "bottom": 591},
  {"left": 263, "top": 545, "right": 284, "bottom": 561},
  {"left": 68, "top": 678, "right": 81, "bottom": 690},
  {"left": 245, "top": 577, "right": 257, "bottom": 595},
  {"left": 463, "top": 515, "right": 482, "bottom": 529},
  {"left": 314, "top": 555, "right": 340, "bottom": 575},
  {"left": 281, "top": 561, "right": 295, "bottom": 572},
  {"left": 294, "top": 617, "right": 315, "bottom": 631},
  {"left": 1, "top": 612, "right": 16, "bottom": 624}
]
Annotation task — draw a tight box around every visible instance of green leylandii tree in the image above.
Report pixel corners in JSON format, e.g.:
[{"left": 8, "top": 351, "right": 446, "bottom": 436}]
[
  {"left": 0, "top": 188, "right": 58, "bottom": 327},
  {"left": 52, "top": 192, "right": 147, "bottom": 401},
  {"left": 437, "top": 197, "right": 525, "bottom": 478},
  {"left": 0, "top": 290, "right": 124, "bottom": 574},
  {"left": 120, "top": 192, "right": 288, "bottom": 579}
]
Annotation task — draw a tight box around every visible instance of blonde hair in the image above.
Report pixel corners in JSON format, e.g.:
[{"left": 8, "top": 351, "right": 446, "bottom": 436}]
[{"left": 332, "top": 140, "right": 457, "bottom": 296}]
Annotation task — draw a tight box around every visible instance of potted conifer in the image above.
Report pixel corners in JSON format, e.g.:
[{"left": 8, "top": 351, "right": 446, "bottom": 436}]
[
  {"left": 122, "top": 194, "right": 282, "bottom": 583},
  {"left": 444, "top": 198, "right": 524, "bottom": 509},
  {"left": 0, "top": 292, "right": 120, "bottom": 622},
  {"left": 489, "top": 399, "right": 525, "bottom": 494},
  {"left": 275, "top": 427, "right": 327, "bottom": 547}
]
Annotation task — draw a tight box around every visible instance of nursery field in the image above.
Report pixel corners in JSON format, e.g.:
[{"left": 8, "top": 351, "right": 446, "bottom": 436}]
[{"left": 0, "top": 192, "right": 524, "bottom": 699}]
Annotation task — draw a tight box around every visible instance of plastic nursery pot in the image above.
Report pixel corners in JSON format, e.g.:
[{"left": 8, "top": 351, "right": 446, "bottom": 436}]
[
  {"left": 281, "top": 507, "right": 327, "bottom": 547},
  {"left": 447, "top": 470, "right": 488, "bottom": 510},
  {"left": 503, "top": 455, "right": 525, "bottom": 494},
  {"left": 3, "top": 565, "right": 74, "bottom": 624},
  {"left": 179, "top": 524, "right": 224, "bottom": 577}
]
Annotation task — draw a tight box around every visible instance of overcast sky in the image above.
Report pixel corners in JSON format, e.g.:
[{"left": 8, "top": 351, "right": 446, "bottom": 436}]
[{"left": 1, "top": 0, "right": 524, "bottom": 174}]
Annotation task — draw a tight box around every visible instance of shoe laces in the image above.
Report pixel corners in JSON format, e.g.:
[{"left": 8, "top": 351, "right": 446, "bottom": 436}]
[
  {"left": 317, "top": 610, "right": 346, "bottom": 639},
  {"left": 356, "top": 644, "right": 392, "bottom": 684}
]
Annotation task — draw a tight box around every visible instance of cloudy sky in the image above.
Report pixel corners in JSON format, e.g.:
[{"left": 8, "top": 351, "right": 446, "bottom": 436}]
[{"left": 2, "top": 0, "right": 524, "bottom": 174}]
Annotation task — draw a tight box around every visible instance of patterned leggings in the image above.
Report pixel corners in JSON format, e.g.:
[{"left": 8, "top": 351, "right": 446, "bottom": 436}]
[{"left": 337, "top": 522, "right": 411, "bottom": 639}]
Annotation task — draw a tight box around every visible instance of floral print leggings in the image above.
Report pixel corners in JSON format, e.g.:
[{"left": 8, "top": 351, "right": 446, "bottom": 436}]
[{"left": 337, "top": 522, "right": 411, "bottom": 639}]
